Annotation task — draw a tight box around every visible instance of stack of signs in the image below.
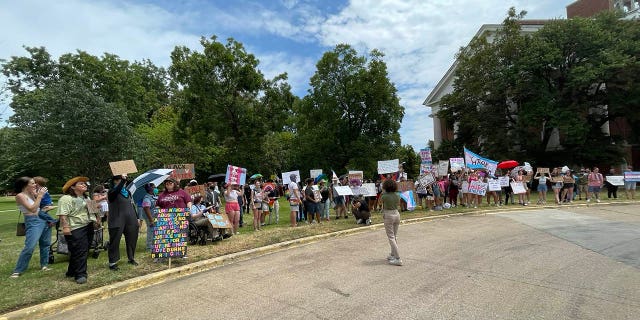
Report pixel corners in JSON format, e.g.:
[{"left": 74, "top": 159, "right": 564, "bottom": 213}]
[{"left": 152, "top": 208, "right": 189, "bottom": 259}]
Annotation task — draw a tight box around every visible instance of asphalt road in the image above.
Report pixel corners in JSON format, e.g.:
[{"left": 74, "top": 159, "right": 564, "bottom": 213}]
[{"left": 43, "top": 204, "right": 640, "bottom": 320}]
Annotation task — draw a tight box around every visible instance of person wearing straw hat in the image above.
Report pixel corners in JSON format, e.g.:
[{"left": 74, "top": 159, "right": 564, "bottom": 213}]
[{"left": 56, "top": 176, "right": 99, "bottom": 284}]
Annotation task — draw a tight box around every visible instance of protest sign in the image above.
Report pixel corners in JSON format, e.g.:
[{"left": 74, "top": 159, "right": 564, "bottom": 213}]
[
  {"left": 511, "top": 182, "right": 526, "bottom": 194},
  {"left": 109, "top": 160, "right": 138, "bottom": 176},
  {"left": 468, "top": 181, "right": 487, "bottom": 196},
  {"left": 152, "top": 208, "right": 188, "bottom": 259},
  {"left": 359, "top": 183, "right": 378, "bottom": 197},
  {"left": 378, "top": 159, "right": 400, "bottom": 174},
  {"left": 419, "top": 148, "right": 432, "bottom": 164},
  {"left": 420, "top": 163, "right": 435, "bottom": 175},
  {"left": 348, "top": 171, "right": 364, "bottom": 186},
  {"left": 606, "top": 176, "right": 625, "bottom": 186},
  {"left": 225, "top": 165, "right": 247, "bottom": 185},
  {"left": 418, "top": 173, "right": 436, "bottom": 187},
  {"left": 551, "top": 176, "right": 564, "bottom": 183},
  {"left": 165, "top": 164, "right": 195, "bottom": 180},
  {"left": 464, "top": 148, "right": 498, "bottom": 175},
  {"left": 334, "top": 185, "right": 354, "bottom": 196},
  {"left": 498, "top": 176, "right": 510, "bottom": 187},
  {"left": 282, "top": 170, "right": 301, "bottom": 185},
  {"left": 437, "top": 160, "right": 449, "bottom": 177},
  {"left": 449, "top": 158, "right": 465, "bottom": 172},
  {"left": 624, "top": 171, "right": 640, "bottom": 182},
  {"left": 206, "top": 213, "right": 232, "bottom": 228},
  {"left": 536, "top": 167, "right": 550, "bottom": 174},
  {"left": 310, "top": 169, "right": 323, "bottom": 178},
  {"left": 184, "top": 185, "right": 206, "bottom": 200},
  {"left": 488, "top": 179, "right": 502, "bottom": 192}
]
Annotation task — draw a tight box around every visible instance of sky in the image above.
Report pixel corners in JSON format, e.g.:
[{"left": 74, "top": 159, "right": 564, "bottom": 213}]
[{"left": 0, "top": 0, "right": 573, "bottom": 150}]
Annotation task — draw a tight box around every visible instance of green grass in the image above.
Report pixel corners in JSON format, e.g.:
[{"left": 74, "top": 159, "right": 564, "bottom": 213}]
[{"left": 0, "top": 193, "right": 635, "bottom": 313}]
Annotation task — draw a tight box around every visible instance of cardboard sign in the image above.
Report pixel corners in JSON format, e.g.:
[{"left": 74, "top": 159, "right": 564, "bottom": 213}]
[
  {"left": 184, "top": 185, "right": 206, "bottom": 200},
  {"left": 152, "top": 208, "right": 189, "bottom": 259},
  {"left": 85, "top": 199, "right": 100, "bottom": 215},
  {"left": 488, "top": 179, "right": 502, "bottom": 192},
  {"left": 310, "top": 169, "right": 323, "bottom": 178},
  {"left": 468, "top": 181, "right": 487, "bottom": 196},
  {"left": 498, "top": 176, "right": 510, "bottom": 187},
  {"left": 551, "top": 176, "right": 564, "bottom": 183},
  {"left": 606, "top": 176, "right": 625, "bottom": 186},
  {"left": 511, "top": 182, "right": 526, "bottom": 194},
  {"left": 165, "top": 164, "right": 195, "bottom": 180},
  {"left": 536, "top": 167, "right": 550, "bottom": 174},
  {"left": 334, "top": 185, "right": 354, "bottom": 196},
  {"left": 282, "top": 170, "right": 301, "bottom": 185},
  {"left": 206, "top": 213, "right": 232, "bottom": 229},
  {"left": 418, "top": 173, "right": 436, "bottom": 187},
  {"left": 109, "top": 160, "right": 138, "bottom": 176},
  {"left": 378, "top": 159, "right": 400, "bottom": 174}
]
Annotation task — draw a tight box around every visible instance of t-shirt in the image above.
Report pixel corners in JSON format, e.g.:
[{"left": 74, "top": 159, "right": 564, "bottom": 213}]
[
  {"left": 381, "top": 192, "right": 400, "bottom": 210},
  {"left": 588, "top": 173, "right": 603, "bottom": 187},
  {"left": 305, "top": 186, "right": 315, "bottom": 201},
  {"left": 288, "top": 182, "right": 299, "bottom": 200},
  {"left": 157, "top": 189, "right": 191, "bottom": 209},
  {"left": 56, "top": 195, "right": 96, "bottom": 230},
  {"left": 357, "top": 199, "right": 369, "bottom": 212}
]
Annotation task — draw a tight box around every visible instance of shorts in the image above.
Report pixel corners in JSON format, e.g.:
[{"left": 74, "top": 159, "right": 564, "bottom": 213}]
[
  {"left": 225, "top": 202, "right": 240, "bottom": 212},
  {"left": 252, "top": 201, "right": 263, "bottom": 210},
  {"left": 563, "top": 183, "right": 574, "bottom": 189},
  {"left": 588, "top": 186, "right": 601, "bottom": 193},
  {"left": 418, "top": 193, "right": 427, "bottom": 199},
  {"left": 625, "top": 182, "right": 637, "bottom": 190},
  {"left": 334, "top": 196, "right": 345, "bottom": 205},
  {"left": 537, "top": 185, "right": 547, "bottom": 192},
  {"left": 306, "top": 202, "right": 319, "bottom": 214},
  {"left": 289, "top": 201, "right": 300, "bottom": 211},
  {"left": 433, "top": 187, "right": 441, "bottom": 197}
]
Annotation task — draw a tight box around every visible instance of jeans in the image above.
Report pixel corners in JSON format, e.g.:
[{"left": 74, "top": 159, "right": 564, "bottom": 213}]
[
  {"left": 13, "top": 215, "right": 51, "bottom": 273},
  {"left": 138, "top": 206, "right": 154, "bottom": 251},
  {"left": 319, "top": 199, "right": 330, "bottom": 219}
]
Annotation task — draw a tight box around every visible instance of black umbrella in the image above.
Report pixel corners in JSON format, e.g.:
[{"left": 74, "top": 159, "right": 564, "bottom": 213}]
[{"left": 207, "top": 173, "right": 226, "bottom": 182}]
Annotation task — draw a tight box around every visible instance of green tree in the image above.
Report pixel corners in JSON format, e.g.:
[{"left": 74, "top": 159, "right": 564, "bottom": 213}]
[
  {"left": 296, "top": 44, "right": 404, "bottom": 177},
  {"left": 437, "top": 9, "right": 636, "bottom": 166},
  {"left": 169, "top": 36, "right": 294, "bottom": 174},
  {"left": 7, "top": 80, "right": 137, "bottom": 185}
]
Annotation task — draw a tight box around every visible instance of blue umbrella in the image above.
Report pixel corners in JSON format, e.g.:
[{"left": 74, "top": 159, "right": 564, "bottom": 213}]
[
  {"left": 314, "top": 173, "right": 328, "bottom": 184},
  {"left": 128, "top": 168, "right": 174, "bottom": 203}
]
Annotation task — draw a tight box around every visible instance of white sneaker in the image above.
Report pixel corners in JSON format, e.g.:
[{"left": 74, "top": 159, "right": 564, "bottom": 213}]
[
  {"left": 365, "top": 219, "right": 371, "bottom": 225},
  {"left": 596, "top": 199, "right": 601, "bottom": 203},
  {"left": 389, "top": 258, "right": 403, "bottom": 266},
  {"left": 587, "top": 199, "right": 591, "bottom": 202},
  {"left": 387, "top": 255, "right": 395, "bottom": 261}
]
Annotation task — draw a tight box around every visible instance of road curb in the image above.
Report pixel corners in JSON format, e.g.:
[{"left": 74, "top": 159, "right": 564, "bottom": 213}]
[{"left": 1, "top": 200, "right": 636, "bottom": 319}]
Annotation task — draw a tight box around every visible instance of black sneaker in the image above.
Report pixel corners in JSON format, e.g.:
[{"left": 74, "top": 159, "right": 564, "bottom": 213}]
[
  {"left": 76, "top": 277, "right": 87, "bottom": 284},
  {"left": 109, "top": 264, "right": 119, "bottom": 271},
  {"left": 128, "top": 260, "right": 139, "bottom": 266}
]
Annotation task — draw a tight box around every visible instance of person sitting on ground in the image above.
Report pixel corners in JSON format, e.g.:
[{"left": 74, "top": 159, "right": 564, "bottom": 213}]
[{"left": 352, "top": 195, "right": 371, "bottom": 225}]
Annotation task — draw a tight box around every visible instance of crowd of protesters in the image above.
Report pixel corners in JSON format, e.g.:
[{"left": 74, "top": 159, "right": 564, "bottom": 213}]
[{"left": 7, "top": 163, "right": 638, "bottom": 281}]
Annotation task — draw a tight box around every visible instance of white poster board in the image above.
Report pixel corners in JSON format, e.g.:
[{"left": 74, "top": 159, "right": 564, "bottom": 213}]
[
  {"left": 437, "top": 160, "right": 449, "bottom": 177},
  {"left": 488, "top": 179, "right": 502, "bottom": 192},
  {"left": 310, "top": 169, "right": 323, "bottom": 178},
  {"left": 511, "top": 182, "right": 526, "bottom": 194},
  {"left": 468, "top": 181, "right": 487, "bottom": 196},
  {"left": 359, "top": 183, "right": 377, "bottom": 197},
  {"left": 606, "top": 176, "right": 625, "bottom": 186},
  {"left": 378, "top": 159, "right": 400, "bottom": 174},
  {"left": 282, "top": 170, "right": 301, "bottom": 185},
  {"left": 498, "top": 176, "right": 510, "bottom": 187},
  {"left": 418, "top": 173, "right": 436, "bottom": 187},
  {"left": 450, "top": 158, "right": 465, "bottom": 171},
  {"left": 334, "top": 186, "right": 354, "bottom": 196}
]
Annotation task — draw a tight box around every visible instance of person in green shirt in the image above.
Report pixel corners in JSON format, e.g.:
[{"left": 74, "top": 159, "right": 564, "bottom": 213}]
[
  {"left": 381, "top": 179, "right": 402, "bottom": 266},
  {"left": 57, "top": 176, "right": 99, "bottom": 284}
]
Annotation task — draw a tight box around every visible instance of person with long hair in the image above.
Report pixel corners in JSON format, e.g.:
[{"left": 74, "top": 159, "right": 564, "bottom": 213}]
[
  {"left": 10, "top": 177, "right": 52, "bottom": 278},
  {"left": 551, "top": 168, "right": 564, "bottom": 205},
  {"left": 56, "top": 176, "right": 99, "bottom": 284},
  {"left": 250, "top": 180, "right": 266, "bottom": 231},
  {"left": 224, "top": 183, "right": 243, "bottom": 234},
  {"left": 534, "top": 171, "right": 549, "bottom": 205},
  {"left": 381, "top": 179, "right": 402, "bottom": 266}
]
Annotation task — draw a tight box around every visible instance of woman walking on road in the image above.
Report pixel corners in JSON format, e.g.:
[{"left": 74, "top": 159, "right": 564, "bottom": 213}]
[{"left": 381, "top": 179, "right": 402, "bottom": 266}]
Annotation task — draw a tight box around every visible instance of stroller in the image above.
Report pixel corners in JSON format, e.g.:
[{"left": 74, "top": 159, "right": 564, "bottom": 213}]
[{"left": 49, "top": 221, "right": 107, "bottom": 264}]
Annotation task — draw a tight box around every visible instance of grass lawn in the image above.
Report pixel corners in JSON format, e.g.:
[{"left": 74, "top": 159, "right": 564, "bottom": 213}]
[{"left": 0, "top": 192, "right": 634, "bottom": 313}]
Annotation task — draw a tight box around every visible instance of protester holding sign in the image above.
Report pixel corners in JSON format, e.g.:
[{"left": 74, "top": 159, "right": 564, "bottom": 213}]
[
  {"left": 224, "top": 183, "right": 242, "bottom": 234},
  {"left": 107, "top": 175, "right": 140, "bottom": 270},
  {"left": 550, "top": 168, "right": 564, "bottom": 205},
  {"left": 534, "top": 171, "right": 549, "bottom": 205},
  {"left": 561, "top": 170, "right": 576, "bottom": 204}
]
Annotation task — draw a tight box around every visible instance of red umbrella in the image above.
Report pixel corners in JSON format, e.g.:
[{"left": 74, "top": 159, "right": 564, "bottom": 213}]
[{"left": 497, "top": 160, "right": 519, "bottom": 169}]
